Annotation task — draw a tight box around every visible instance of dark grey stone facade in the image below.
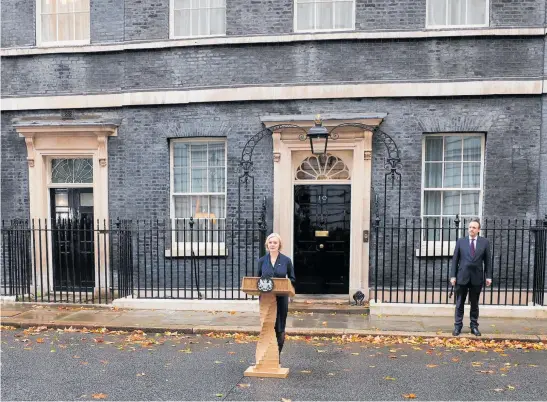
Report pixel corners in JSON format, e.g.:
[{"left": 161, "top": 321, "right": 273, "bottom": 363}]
[
  {"left": 2, "top": 37, "right": 544, "bottom": 97},
  {"left": 1, "top": 97, "right": 543, "bottom": 221}
]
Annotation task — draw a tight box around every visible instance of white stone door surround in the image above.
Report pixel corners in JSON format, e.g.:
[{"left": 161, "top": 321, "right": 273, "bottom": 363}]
[
  {"left": 261, "top": 113, "right": 386, "bottom": 299},
  {"left": 15, "top": 121, "right": 118, "bottom": 294}
]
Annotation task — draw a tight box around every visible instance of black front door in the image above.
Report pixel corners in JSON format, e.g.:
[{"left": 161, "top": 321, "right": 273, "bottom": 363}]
[
  {"left": 50, "top": 188, "right": 95, "bottom": 290},
  {"left": 293, "top": 185, "right": 351, "bottom": 294}
]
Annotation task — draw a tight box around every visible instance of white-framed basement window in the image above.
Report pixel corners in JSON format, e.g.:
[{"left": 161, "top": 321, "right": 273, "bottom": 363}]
[
  {"left": 36, "top": 0, "right": 90, "bottom": 46},
  {"left": 169, "top": 138, "right": 227, "bottom": 256},
  {"left": 418, "top": 133, "right": 485, "bottom": 256},
  {"left": 426, "top": 0, "right": 489, "bottom": 28},
  {"left": 294, "top": 0, "right": 355, "bottom": 32},
  {"left": 170, "top": 0, "right": 226, "bottom": 39}
]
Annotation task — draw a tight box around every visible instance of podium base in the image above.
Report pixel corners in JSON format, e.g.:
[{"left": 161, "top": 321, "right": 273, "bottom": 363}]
[{"left": 244, "top": 366, "right": 289, "bottom": 378}]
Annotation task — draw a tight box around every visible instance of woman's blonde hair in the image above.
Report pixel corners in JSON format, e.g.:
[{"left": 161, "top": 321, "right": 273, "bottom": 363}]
[{"left": 265, "top": 232, "right": 283, "bottom": 251}]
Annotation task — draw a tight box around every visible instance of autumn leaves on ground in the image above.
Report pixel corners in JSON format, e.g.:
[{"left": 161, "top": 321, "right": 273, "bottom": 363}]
[{"left": 1, "top": 325, "right": 546, "bottom": 401}]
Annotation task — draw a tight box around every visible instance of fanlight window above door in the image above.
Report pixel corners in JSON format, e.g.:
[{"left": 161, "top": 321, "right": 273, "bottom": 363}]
[
  {"left": 295, "top": 154, "right": 350, "bottom": 180},
  {"left": 51, "top": 158, "right": 93, "bottom": 183}
]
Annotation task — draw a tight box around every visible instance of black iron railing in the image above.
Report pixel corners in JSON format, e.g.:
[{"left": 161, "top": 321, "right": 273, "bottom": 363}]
[
  {"left": 2, "top": 216, "right": 545, "bottom": 306},
  {"left": 1, "top": 218, "right": 267, "bottom": 303},
  {"left": 371, "top": 216, "right": 547, "bottom": 306}
]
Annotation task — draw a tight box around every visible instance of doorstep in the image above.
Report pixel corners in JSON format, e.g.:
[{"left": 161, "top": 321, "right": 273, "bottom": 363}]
[{"left": 370, "top": 301, "right": 547, "bottom": 318}]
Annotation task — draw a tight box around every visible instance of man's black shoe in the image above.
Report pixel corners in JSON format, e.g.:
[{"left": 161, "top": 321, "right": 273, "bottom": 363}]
[
  {"left": 452, "top": 327, "right": 461, "bottom": 336},
  {"left": 471, "top": 327, "right": 482, "bottom": 336}
]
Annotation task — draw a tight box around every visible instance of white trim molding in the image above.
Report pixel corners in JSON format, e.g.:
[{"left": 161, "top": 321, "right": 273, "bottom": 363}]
[
  {"left": 1, "top": 27, "right": 544, "bottom": 57},
  {"left": 1, "top": 80, "right": 543, "bottom": 111}
]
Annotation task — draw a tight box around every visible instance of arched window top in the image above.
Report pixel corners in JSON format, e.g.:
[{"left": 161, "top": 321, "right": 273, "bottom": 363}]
[{"left": 295, "top": 154, "right": 350, "bottom": 181}]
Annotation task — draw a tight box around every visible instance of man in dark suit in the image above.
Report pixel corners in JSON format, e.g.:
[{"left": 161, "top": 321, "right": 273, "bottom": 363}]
[{"left": 450, "top": 218, "right": 492, "bottom": 337}]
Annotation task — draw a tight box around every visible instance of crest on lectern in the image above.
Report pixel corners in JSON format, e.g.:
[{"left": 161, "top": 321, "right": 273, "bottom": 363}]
[{"left": 257, "top": 277, "right": 274, "bottom": 293}]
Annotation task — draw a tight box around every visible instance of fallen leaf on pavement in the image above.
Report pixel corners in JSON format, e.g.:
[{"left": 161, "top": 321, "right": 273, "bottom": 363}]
[
  {"left": 492, "top": 388, "right": 504, "bottom": 392},
  {"left": 351, "top": 352, "right": 359, "bottom": 355},
  {"left": 402, "top": 393, "right": 417, "bottom": 399},
  {"left": 384, "top": 376, "right": 396, "bottom": 381},
  {"left": 507, "top": 385, "right": 515, "bottom": 390},
  {"left": 136, "top": 373, "right": 145, "bottom": 377},
  {"left": 426, "top": 364, "right": 438, "bottom": 368},
  {"left": 215, "top": 393, "right": 223, "bottom": 398},
  {"left": 36, "top": 338, "right": 45, "bottom": 343},
  {"left": 91, "top": 393, "right": 107, "bottom": 400},
  {"left": 300, "top": 370, "right": 312, "bottom": 374},
  {"left": 281, "top": 398, "right": 292, "bottom": 402},
  {"left": 237, "top": 384, "right": 250, "bottom": 388}
]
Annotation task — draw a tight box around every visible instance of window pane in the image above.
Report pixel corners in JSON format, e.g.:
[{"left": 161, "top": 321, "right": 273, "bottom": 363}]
[
  {"left": 462, "top": 162, "right": 481, "bottom": 188},
  {"left": 441, "top": 217, "right": 458, "bottom": 241},
  {"left": 51, "top": 159, "right": 93, "bottom": 183},
  {"left": 198, "top": 7, "right": 208, "bottom": 35},
  {"left": 463, "top": 137, "right": 481, "bottom": 161},
  {"left": 58, "top": 13, "right": 75, "bottom": 41},
  {"left": 424, "top": 191, "right": 441, "bottom": 215},
  {"left": 443, "top": 191, "right": 460, "bottom": 215},
  {"left": 191, "top": 168, "right": 207, "bottom": 192},
  {"left": 334, "top": 1, "right": 353, "bottom": 29},
  {"left": 468, "top": 0, "right": 487, "bottom": 25},
  {"left": 425, "top": 163, "right": 442, "bottom": 188},
  {"left": 42, "top": 0, "right": 55, "bottom": 14},
  {"left": 175, "top": 10, "right": 191, "bottom": 36},
  {"left": 208, "top": 143, "right": 225, "bottom": 166},
  {"left": 210, "top": 7, "right": 225, "bottom": 35},
  {"left": 58, "top": 0, "right": 71, "bottom": 13},
  {"left": 428, "top": 0, "right": 447, "bottom": 25},
  {"left": 210, "top": 195, "right": 226, "bottom": 218},
  {"left": 316, "top": 1, "right": 333, "bottom": 29},
  {"left": 192, "top": 195, "right": 209, "bottom": 216},
  {"left": 448, "top": 0, "right": 465, "bottom": 25},
  {"left": 297, "top": 2, "right": 314, "bottom": 30},
  {"left": 191, "top": 144, "right": 207, "bottom": 166},
  {"left": 208, "top": 168, "right": 225, "bottom": 192},
  {"left": 461, "top": 191, "right": 479, "bottom": 215},
  {"left": 80, "top": 193, "right": 93, "bottom": 207},
  {"left": 74, "top": 12, "right": 90, "bottom": 40},
  {"left": 444, "top": 136, "right": 462, "bottom": 161},
  {"left": 175, "top": 0, "right": 191, "bottom": 8},
  {"left": 174, "top": 195, "right": 191, "bottom": 218},
  {"left": 42, "top": 14, "right": 57, "bottom": 42},
  {"left": 424, "top": 217, "right": 441, "bottom": 241},
  {"left": 425, "top": 137, "right": 443, "bottom": 161},
  {"left": 73, "top": 0, "right": 90, "bottom": 12},
  {"left": 174, "top": 143, "right": 189, "bottom": 168},
  {"left": 444, "top": 162, "right": 461, "bottom": 187},
  {"left": 191, "top": 8, "right": 200, "bottom": 35},
  {"left": 174, "top": 168, "right": 189, "bottom": 193}
]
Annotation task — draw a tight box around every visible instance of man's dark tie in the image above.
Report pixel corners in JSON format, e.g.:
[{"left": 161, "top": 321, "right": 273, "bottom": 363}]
[{"left": 470, "top": 238, "right": 475, "bottom": 257}]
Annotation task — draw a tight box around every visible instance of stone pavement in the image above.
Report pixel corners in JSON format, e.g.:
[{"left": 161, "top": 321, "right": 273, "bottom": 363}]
[{"left": 2, "top": 302, "right": 547, "bottom": 342}]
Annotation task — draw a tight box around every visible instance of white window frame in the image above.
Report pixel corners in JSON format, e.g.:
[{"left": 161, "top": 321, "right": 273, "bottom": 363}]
[
  {"left": 169, "top": 0, "right": 227, "bottom": 39},
  {"left": 426, "top": 0, "right": 489, "bottom": 29},
  {"left": 294, "top": 0, "right": 356, "bottom": 33},
  {"left": 417, "top": 133, "right": 485, "bottom": 256},
  {"left": 36, "top": 0, "right": 91, "bottom": 47},
  {"left": 168, "top": 138, "right": 228, "bottom": 257}
]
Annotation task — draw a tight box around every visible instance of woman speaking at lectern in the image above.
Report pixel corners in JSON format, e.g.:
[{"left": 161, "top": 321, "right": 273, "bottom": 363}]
[{"left": 257, "top": 233, "right": 296, "bottom": 358}]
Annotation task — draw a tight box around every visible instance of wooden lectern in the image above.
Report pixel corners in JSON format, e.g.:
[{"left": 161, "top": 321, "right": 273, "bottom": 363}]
[{"left": 241, "top": 277, "right": 296, "bottom": 378}]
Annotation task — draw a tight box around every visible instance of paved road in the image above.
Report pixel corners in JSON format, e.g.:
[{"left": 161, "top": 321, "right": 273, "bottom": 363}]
[{"left": 2, "top": 328, "right": 546, "bottom": 401}]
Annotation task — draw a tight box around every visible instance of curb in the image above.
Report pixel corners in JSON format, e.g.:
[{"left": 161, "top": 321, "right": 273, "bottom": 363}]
[{"left": 1, "top": 320, "right": 543, "bottom": 342}]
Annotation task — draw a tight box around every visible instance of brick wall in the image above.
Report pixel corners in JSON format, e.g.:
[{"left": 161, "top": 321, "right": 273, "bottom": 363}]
[
  {"left": 1, "top": 0, "right": 35, "bottom": 47},
  {"left": 2, "top": 37, "right": 543, "bottom": 97},
  {"left": 225, "top": 0, "right": 293, "bottom": 35},
  {"left": 1, "top": 96, "right": 542, "bottom": 221},
  {"left": 91, "top": 0, "right": 126, "bottom": 43},
  {"left": 490, "top": 0, "right": 546, "bottom": 27}
]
